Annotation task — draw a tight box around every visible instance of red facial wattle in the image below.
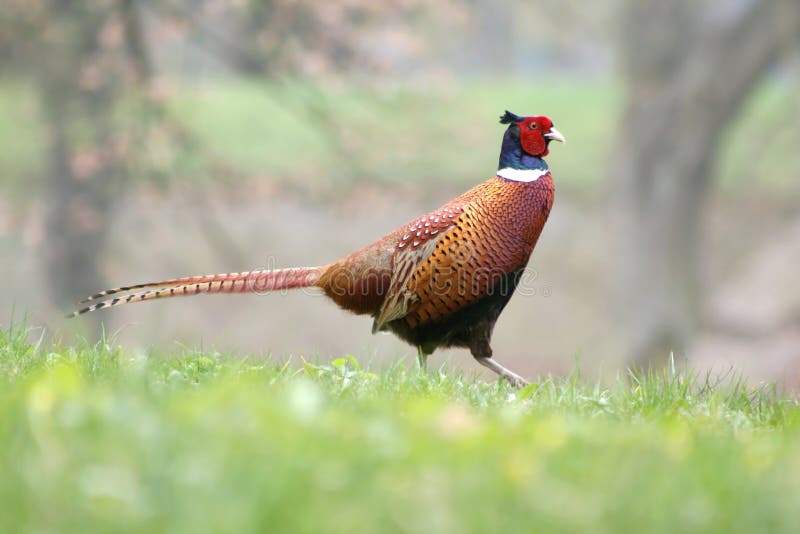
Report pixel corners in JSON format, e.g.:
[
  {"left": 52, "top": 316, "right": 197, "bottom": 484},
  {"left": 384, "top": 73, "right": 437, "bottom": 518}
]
[{"left": 518, "top": 116, "right": 554, "bottom": 157}]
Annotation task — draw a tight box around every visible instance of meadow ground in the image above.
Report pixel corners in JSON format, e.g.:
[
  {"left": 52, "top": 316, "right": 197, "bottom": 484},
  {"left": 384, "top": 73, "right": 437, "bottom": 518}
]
[{"left": 1, "top": 322, "right": 800, "bottom": 533}]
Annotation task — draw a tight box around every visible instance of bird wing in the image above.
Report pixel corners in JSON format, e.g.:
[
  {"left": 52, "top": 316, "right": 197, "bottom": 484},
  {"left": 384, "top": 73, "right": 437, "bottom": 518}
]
[
  {"left": 371, "top": 205, "right": 464, "bottom": 332},
  {"left": 374, "top": 195, "right": 534, "bottom": 332},
  {"left": 403, "top": 203, "right": 514, "bottom": 328}
]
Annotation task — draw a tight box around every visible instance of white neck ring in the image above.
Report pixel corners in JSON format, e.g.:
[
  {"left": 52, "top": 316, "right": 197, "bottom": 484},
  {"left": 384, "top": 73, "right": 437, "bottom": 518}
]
[{"left": 496, "top": 167, "right": 549, "bottom": 182}]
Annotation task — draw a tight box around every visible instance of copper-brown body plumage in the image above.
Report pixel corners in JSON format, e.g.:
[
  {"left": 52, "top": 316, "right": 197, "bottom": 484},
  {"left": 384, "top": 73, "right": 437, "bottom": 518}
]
[{"left": 71, "top": 112, "right": 564, "bottom": 386}]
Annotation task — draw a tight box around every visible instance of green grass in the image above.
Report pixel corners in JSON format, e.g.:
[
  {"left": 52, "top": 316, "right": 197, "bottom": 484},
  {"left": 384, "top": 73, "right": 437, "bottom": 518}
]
[
  {"left": 2, "top": 77, "right": 798, "bottom": 199},
  {"left": 1, "top": 322, "right": 800, "bottom": 533}
]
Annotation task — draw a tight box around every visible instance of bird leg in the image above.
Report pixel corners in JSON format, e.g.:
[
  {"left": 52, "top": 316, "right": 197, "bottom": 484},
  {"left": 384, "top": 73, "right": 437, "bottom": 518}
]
[
  {"left": 475, "top": 357, "right": 529, "bottom": 388},
  {"left": 416, "top": 346, "right": 429, "bottom": 371},
  {"left": 469, "top": 338, "right": 528, "bottom": 387}
]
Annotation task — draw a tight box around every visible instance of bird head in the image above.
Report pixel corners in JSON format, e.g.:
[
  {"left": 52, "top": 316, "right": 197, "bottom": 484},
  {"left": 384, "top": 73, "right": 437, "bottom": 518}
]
[{"left": 499, "top": 111, "right": 565, "bottom": 158}]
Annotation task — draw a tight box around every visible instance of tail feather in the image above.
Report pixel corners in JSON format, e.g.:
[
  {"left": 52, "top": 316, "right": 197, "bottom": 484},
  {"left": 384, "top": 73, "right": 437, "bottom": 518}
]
[
  {"left": 69, "top": 267, "right": 323, "bottom": 317},
  {"left": 77, "top": 274, "right": 225, "bottom": 304}
]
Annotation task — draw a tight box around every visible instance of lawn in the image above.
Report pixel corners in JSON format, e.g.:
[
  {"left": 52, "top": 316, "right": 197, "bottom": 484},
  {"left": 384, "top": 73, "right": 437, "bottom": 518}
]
[{"left": 1, "top": 322, "right": 799, "bottom": 533}]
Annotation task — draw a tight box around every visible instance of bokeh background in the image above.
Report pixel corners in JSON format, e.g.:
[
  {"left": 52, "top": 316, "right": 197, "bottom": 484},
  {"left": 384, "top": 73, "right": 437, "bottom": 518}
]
[{"left": 2, "top": 0, "right": 799, "bottom": 385}]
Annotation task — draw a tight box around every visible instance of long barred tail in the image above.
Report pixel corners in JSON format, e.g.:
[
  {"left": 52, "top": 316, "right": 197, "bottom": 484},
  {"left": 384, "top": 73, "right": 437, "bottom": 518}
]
[{"left": 69, "top": 267, "right": 324, "bottom": 317}]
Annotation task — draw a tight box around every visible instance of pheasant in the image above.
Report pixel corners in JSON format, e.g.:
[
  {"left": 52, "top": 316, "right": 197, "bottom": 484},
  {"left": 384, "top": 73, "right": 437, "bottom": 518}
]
[{"left": 71, "top": 111, "right": 564, "bottom": 386}]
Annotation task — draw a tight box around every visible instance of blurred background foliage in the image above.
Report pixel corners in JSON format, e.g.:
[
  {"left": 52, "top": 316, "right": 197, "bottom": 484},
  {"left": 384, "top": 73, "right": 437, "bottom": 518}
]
[{"left": 1, "top": 0, "right": 799, "bottom": 385}]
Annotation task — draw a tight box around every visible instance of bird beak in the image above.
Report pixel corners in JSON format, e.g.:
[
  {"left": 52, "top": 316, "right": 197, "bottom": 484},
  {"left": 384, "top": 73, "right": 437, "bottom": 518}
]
[{"left": 545, "top": 127, "right": 566, "bottom": 144}]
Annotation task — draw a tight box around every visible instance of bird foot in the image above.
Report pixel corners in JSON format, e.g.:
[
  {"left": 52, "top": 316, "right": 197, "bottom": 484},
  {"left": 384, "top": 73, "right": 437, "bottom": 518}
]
[
  {"left": 475, "top": 357, "right": 529, "bottom": 388},
  {"left": 501, "top": 372, "right": 529, "bottom": 388}
]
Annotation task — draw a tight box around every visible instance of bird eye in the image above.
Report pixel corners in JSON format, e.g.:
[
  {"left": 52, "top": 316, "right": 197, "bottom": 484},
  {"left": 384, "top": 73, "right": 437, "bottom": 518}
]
[{"left": 528, "top": 122, "right": 538, "bottom": 130}]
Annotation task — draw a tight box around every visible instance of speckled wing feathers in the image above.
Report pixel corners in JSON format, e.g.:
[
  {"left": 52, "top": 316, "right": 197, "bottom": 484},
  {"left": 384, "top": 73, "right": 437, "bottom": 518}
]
[
  {"left": 374, "top": 175, "right": 554, "bottom": 332},
  {"left": 371, "top": 206, "right": 464, "bottom": 332},
  {"left": 404, "top": 203, "right": 521, "bottom": 328},
  {"left": 372, "top": 237, "right": 440, "bottom": 332}
]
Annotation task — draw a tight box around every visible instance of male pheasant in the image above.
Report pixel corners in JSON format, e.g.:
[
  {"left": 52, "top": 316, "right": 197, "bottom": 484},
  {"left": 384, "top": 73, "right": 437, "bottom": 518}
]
[{"left": 71, "top": 111, "right": 564, "bottom": 386}]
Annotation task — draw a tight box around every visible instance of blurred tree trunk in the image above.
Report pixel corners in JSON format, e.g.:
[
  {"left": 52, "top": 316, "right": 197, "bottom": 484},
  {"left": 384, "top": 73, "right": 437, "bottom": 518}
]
[
  {"left": 613, "top": 0, "right": 800, "bottom": 369},
  {"left": 40, "top": 83, "right": 117, "bottom": 333},
  {"left": 36, "top": 1, "right": 152, "bottom": 334}
]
